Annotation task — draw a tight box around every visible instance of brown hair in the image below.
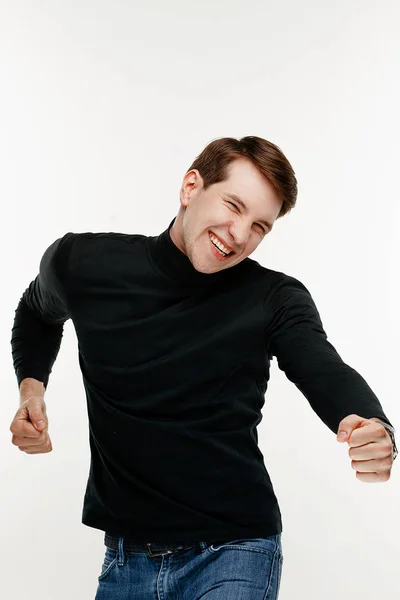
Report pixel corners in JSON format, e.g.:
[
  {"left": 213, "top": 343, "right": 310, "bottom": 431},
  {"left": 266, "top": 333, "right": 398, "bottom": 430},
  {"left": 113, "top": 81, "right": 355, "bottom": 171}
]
[{"left": 186, "top": 136, "right": 297, "bottom": 219}]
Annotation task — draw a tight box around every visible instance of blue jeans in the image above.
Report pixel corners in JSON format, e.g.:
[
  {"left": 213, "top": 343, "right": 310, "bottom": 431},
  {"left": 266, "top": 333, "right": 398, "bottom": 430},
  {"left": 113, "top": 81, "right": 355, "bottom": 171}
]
[{"left": 95, "top": 535, "right": 283, "bottom": 599}]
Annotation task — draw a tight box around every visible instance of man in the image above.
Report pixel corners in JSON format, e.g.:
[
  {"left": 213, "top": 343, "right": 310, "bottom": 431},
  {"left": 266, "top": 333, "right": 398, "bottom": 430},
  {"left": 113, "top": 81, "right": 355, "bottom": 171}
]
[{"left": 10, "top": 136, "right": 397, "bottom": 599}]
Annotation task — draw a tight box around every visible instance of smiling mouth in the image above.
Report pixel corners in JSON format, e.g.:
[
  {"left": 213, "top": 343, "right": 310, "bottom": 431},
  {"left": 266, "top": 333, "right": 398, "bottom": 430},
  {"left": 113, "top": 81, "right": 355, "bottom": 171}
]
[{"left": 209, "top": 232, "right": 234, "bottom": 257}]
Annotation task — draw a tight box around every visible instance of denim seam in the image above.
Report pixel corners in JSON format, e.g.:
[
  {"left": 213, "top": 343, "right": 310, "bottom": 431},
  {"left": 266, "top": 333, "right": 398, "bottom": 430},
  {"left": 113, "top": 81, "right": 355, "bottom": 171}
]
[
  {"left": 98, "top": 558, "right": 118, "bottom": 581},
  {"left": 262, "top": 550, "right": 280, "bottom": 600}
]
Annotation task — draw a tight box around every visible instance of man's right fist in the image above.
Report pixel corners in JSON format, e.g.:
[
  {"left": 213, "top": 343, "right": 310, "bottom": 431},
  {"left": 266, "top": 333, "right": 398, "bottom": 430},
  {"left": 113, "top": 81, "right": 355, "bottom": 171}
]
[{"left": 10, "top": 396, "right": 53, "bottom": 454}]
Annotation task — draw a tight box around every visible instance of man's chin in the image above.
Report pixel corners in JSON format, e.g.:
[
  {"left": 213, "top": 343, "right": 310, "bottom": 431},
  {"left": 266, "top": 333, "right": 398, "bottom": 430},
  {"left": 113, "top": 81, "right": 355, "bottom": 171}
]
[
  {"left": 192, "top": 259, "right": 230, "bottom": 275},
  {"left": 189, "top": 245, "right": 238, "bottom": 273}
]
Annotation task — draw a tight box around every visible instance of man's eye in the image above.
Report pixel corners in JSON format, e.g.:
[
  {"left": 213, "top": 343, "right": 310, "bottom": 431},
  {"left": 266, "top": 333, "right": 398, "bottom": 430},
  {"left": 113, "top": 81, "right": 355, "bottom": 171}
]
[{"left": 226, "top": 201, "right": 266, "bottom": 234}]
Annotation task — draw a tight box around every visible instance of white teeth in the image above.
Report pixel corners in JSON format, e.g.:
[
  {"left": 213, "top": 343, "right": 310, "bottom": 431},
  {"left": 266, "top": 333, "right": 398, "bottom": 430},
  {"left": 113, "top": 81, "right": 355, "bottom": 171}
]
[
  {"left": 210, "top": 234, "right": 231, "bottom": 255},
  {"left": 212, "top": 241, "right": 227, "bottom": 255}
]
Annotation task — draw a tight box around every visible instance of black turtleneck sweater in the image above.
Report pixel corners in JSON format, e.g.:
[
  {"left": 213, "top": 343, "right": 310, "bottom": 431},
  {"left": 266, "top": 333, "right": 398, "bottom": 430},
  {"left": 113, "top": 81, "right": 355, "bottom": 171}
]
[{"left": 10, "top": 218, "right": 394, "bottom": 542}]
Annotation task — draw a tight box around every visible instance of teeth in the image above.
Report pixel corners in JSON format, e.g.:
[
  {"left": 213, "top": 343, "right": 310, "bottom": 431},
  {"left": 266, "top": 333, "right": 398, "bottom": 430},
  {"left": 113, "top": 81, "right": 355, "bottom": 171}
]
[
  {"left": 210, "top": 234, "right": 231, "bottom": 255},
  {"left": 212, "top": 241, "right": 227, "bottom": 255}
]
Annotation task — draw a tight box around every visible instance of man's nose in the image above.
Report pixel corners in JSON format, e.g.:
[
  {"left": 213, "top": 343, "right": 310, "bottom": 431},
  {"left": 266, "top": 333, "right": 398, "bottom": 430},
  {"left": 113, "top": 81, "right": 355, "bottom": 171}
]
[{"left": 229, "top": 223, "right": 250, "bottom": 248}]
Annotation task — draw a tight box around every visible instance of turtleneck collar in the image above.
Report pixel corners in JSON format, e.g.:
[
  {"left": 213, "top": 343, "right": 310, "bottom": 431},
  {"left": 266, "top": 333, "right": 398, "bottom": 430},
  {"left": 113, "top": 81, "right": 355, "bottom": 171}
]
[{"left": 146, "top": 217, "right": 229, "bottom": 286}]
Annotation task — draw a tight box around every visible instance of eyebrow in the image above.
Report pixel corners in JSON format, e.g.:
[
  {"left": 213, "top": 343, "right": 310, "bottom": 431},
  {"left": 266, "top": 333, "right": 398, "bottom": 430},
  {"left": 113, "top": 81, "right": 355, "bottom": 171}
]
[{"left": 224, "top": 193, "right": 274, "bottom": 232}]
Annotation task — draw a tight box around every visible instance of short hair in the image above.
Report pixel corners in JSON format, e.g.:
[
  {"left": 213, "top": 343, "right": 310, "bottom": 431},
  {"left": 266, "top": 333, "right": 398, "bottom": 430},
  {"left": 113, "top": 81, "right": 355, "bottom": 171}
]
[{"left": 186, "top": 136, "right": 298, "bottom": 219}]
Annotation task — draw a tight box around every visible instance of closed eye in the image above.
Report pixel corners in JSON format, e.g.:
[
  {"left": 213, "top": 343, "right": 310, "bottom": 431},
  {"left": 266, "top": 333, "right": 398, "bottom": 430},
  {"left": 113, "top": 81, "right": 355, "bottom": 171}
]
[{"left": 225, "top": 201, "right": 266, "bottom": 234}]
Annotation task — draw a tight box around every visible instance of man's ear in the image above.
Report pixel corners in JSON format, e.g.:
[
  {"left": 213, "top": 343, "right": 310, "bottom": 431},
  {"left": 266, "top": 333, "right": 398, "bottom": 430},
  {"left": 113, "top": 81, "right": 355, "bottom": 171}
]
[{"left": 180, "top": 169, "right": 203, "bottom": 207}]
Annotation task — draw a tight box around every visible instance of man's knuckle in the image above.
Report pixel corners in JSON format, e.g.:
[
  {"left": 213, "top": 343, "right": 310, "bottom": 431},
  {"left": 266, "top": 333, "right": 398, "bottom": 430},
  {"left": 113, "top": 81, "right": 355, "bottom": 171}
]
[{"left": 385, "top": 443, "right": 393, "bottom": 455}]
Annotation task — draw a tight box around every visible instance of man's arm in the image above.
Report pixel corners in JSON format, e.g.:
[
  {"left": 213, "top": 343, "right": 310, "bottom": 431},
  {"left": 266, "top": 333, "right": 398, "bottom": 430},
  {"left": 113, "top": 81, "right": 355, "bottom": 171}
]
[
  {"left": 266, "top": 274, "right": 396, "bottom": 437},
  {"left": 10, "top": 232, "right": 75, "bottom": 391}
]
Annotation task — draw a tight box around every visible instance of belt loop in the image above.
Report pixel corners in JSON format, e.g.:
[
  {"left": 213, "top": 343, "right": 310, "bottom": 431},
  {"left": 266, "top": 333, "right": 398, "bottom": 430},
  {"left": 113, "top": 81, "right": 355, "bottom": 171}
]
[
  {"left": 199, "top": 541, "right": 208, "bottom": 552},
  {"left": 117, "top": 537, "right": 125, "bottom": 566}
]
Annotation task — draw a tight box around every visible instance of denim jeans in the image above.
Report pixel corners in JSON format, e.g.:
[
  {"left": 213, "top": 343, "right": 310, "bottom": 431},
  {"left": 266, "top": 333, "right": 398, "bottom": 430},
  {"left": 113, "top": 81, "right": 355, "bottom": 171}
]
[{"left": 95, "top": 535, "right": 283, "bottom": 599}]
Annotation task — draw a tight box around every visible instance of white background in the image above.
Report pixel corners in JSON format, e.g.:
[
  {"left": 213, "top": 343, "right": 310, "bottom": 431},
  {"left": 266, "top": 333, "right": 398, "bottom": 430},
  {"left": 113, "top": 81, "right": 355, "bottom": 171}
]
[{"left": 1, "top": 1, "right": 399, "bottom": 598}]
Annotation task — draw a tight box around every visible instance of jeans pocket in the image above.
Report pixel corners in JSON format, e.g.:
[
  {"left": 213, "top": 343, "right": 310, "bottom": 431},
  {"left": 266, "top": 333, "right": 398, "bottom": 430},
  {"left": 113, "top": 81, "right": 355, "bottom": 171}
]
[
  {"left": 209, "top": 536, "right": 278, "bottom": 556},
  {"left": 98, "top": 547, "right": 118, "bottom": 581}
]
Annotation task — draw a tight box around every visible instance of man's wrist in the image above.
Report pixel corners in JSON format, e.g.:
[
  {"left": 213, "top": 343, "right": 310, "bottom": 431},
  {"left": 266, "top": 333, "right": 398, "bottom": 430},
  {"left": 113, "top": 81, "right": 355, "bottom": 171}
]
[{"left": 19, "top": 378, "right": 45, "bottom": 405}]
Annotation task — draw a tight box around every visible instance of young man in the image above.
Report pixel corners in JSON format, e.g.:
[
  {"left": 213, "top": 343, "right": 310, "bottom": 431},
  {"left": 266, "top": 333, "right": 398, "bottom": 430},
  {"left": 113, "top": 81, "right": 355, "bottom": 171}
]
[{"left": 10, "top": 136, "right": 396, "bottom": 599}]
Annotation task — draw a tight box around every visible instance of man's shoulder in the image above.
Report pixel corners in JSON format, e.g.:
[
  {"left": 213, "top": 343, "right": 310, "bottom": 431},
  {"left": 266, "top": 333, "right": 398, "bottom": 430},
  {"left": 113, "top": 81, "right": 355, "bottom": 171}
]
[
  {"left": 59, "top": 230, "right": 147, "bottom": 259},
  {"left": 67, "top": 230, "right": 147, "bottom": 246},
  {"left": 243, "top": 256, "right": 299, "bottom": 287},
  {"left": 239, "top": 258, "right": 315, "bottom": 307},
  {"left": 49, "top": 231, "right": 148, "bottom": 286}
]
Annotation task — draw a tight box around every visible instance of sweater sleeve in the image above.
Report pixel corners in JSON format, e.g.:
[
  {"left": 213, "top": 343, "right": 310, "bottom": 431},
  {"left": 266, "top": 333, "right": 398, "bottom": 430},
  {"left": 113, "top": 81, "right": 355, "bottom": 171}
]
[
  {"left": 266, "top": 274, "right": 395, "bottom": 435},
  {"left": 10, "top": 232, "right": 76, "bottom": 390}
]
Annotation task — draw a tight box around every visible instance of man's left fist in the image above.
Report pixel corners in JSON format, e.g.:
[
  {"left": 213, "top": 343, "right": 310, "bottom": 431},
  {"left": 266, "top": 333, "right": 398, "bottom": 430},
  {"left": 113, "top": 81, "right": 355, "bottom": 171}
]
[{"left": 336, "top": 414, "right": 393, "bottom": 483}]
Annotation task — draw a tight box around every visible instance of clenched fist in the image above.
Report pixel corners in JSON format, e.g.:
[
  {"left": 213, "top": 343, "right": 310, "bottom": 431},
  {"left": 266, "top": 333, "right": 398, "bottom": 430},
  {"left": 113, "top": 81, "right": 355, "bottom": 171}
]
[{"left": 10, "top": 396, "right": 53, "bottom": 454}]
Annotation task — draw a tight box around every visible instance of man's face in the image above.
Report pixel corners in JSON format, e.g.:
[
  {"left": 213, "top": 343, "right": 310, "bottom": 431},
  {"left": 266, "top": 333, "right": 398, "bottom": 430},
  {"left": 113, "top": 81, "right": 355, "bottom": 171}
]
[{"left": 170, "top": 157, "right": 283, "bottom": 274}]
